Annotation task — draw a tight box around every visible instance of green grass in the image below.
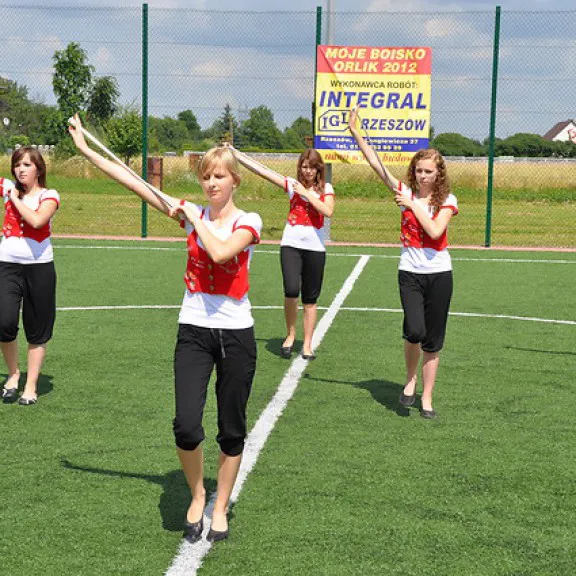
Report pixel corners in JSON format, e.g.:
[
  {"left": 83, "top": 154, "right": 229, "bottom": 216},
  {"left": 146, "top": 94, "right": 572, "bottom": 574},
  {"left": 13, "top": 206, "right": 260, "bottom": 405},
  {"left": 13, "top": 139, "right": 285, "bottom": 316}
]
[
  {"left": 3, "top": 154, "right": 575, "bottom": 247},
  {"left": 0, "top": 240, "right": 574, "bottom": 575},
  {"left": 53, "top": 178, "right": 576, "bottom": 248}
]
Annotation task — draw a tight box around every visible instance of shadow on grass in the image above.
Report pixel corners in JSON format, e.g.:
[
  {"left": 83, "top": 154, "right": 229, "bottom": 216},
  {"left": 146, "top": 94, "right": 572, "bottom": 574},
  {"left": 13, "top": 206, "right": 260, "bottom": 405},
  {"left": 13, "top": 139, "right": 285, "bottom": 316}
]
[
  {"left": 61, "top": 459, "right": 217, "bottom": 532},
  {"left": 505, "top": 346, "right": 576, "bottom": 356},
  {"left": 303, "top": 374, "right": 411, "bottom": 417},
  {"left": 264, "top": 337, "right": 303, "bottom": 359},
  {"left": 1, "top": 372, "right": 53, "bottom": 398}
]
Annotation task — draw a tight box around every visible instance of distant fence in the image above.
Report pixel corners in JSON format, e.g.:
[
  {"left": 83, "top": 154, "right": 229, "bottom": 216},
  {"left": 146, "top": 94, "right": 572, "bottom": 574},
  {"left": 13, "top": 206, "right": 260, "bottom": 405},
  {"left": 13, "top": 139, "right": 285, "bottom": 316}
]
[{"left": 0, "top": 5, "right": 575, "bottom": 248}]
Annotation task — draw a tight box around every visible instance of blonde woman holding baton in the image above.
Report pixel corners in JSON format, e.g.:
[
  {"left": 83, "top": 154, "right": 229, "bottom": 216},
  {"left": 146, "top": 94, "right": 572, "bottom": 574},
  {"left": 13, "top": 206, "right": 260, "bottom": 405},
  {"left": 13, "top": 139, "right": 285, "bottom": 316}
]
[{"left": 69, "top": 114, "right": 262, "bottom": 543}]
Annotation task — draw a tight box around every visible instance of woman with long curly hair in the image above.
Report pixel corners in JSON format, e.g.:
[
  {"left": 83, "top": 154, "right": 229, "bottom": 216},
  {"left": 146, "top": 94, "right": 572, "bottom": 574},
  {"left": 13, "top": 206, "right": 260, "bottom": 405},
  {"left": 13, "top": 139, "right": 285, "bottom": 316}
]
[{"left": 349, "top": 108, "right": 458, "bottom": 418}]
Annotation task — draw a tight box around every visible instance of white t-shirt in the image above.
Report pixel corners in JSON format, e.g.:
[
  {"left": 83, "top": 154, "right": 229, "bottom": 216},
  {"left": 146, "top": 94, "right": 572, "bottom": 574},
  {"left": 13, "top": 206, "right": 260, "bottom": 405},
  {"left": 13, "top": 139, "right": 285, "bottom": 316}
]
[
  {"left": 178, "top": 204, "right": 263, "bottom": 330},
  {"left": 396, "top": 184, "right": 458, "bottom": 274},
  {"left": 0, "top": 182, "right": 60, "bottom": 264},
  {"left": 280, "top": 179, "right": 335, "bottom": 252}
]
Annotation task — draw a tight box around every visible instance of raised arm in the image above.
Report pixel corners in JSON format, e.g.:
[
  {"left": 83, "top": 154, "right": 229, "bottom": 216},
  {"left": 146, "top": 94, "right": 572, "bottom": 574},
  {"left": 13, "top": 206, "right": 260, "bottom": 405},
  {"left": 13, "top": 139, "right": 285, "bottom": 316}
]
[
  {"left": 230, "top": 147, "right": 285, "bottom": 189},
  {"left": 348, "top": 108, "right": 399, "bottom": 192},
  {"left": 68, "top": 114, "right": 178, "bottom": 215}
]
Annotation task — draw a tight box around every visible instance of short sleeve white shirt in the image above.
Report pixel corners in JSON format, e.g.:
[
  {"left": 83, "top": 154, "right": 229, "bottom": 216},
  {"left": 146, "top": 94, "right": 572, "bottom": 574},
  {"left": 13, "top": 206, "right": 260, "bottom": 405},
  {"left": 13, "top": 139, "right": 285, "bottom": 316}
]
[{"left": 178, "top": 204, "right": 263, "bottom": 329}]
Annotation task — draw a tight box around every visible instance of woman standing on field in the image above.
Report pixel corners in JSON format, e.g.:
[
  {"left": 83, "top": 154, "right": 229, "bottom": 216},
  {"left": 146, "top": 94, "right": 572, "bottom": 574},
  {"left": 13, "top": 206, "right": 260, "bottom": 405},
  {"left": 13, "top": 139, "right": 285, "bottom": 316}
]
[
  {"left": 231, "top": 147, "right": 335, "bottom": 360},
  {"left": 0, "top": 147, "right": 60, "bottom": 405},
  {"left": 69, "top": 115, "right": 262, "bottom": 543},
  {"left": 349, "top": 108, "right": 458, "bottom": 418}
]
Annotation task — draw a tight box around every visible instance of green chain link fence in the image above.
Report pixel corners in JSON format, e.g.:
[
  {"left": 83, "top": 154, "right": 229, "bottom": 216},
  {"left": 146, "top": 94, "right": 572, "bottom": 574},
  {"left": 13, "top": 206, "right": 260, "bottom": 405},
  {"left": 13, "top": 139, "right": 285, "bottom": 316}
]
[{"left": 0, "top": 5, "right": 574, "bottom": 248}]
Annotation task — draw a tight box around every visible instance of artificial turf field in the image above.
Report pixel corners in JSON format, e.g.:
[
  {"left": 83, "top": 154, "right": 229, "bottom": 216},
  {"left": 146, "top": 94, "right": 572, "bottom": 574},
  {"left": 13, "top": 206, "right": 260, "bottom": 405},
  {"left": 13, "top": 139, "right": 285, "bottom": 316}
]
[{"left": 1, "top": 239, "right": 574, "bottom": 576}]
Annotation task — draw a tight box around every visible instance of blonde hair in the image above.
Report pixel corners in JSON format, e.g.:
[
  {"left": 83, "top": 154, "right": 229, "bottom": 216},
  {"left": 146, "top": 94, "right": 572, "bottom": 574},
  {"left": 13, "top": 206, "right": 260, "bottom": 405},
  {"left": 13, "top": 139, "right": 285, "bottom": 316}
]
[
  {"left": 406, "top": 148, "right": 450, "bottom": 212},
  {"left": 197, "top": 147, "right": 241, "bottom": 187}
]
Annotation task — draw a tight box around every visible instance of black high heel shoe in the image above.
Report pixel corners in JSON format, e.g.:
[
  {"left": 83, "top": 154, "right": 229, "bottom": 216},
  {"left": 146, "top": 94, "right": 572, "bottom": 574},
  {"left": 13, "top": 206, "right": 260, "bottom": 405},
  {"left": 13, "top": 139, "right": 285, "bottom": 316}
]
[
  {"left": 280, "top": 345, "right": 293, "bottom": 358},
  {"left": 206, "top": 526, "right": 229, "bottom": 543},
  {"left": 183, "top": 517, "right": 204, "bottom": 542},
  {"left": 399, "top": 391, "right": 416, "bottom": 407},
  {"left": 2, "top": 386, "right": 19, "bottom": 403}
]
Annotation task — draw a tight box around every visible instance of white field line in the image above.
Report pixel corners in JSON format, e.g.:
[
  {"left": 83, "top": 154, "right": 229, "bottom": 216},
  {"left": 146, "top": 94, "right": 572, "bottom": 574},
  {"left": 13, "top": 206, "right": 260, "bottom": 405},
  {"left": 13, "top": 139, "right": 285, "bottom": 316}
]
[
  {"left": 54, "top": 244, "right": 576, "bottom": 265},
  {"left": 164, "top": 255, "right": 371, "bottom": 576},
  {"left": 56, "top": 304, "right": 576, "bottom": 326}
]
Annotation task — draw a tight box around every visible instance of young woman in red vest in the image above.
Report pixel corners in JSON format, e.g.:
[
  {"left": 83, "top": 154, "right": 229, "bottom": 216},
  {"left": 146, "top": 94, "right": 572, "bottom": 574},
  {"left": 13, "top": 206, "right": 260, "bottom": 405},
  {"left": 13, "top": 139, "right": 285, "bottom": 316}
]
[
  {"left": 69, "top": 115, "right": 262, "bottom": 543},
  {"left": 0, "top": 148, "right": 60, "bottom": 405},
  {"left": 232, "top": 148, "right": 335, "bottom": 359},
  {"left": 349, "top": 108, "right": 458, "bottom": 419}
]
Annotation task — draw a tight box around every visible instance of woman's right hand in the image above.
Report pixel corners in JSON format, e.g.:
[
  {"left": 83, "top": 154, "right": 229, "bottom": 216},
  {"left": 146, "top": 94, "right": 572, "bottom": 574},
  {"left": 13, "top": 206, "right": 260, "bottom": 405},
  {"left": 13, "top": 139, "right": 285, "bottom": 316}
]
[
  {"left": 348, "top": 107, "right": 359, "bottom": 133},
  {"left": 68, "top": 114, "right": 88, "bottom": 151}
]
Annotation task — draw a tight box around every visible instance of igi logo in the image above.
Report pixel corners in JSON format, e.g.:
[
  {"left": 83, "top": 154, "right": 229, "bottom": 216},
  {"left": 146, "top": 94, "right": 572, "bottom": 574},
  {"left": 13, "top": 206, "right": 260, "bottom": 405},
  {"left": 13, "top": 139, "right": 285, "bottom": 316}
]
[{"left": 317, "top": 109, "right": 350, "bottom": 132}]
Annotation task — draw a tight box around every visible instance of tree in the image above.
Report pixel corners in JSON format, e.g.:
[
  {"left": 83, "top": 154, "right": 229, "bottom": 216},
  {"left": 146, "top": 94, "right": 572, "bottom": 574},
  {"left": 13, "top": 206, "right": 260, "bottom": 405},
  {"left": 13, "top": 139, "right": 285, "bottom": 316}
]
[
  {"left": 239, "top": 105, "right": 284, "bottom": 150},
  {"left": 106, "top": 106, "right": 142, "bottom": 165},
  {"left": 53, "top": 43, "right": 94, "bottom": 123},
  {"left": 88, "top": 76, "right": 120, "bottom": 124},
  {"left": 0, "top": 77, "right": 63, "bottom": 151},
  {"left": 283, "top": 116, "right": 313, "bottom": 149},
  {"left": 210, "top": 103, "right": 240, "bottom": 145},
  {"left": 177, "top": 109, "right": 201, "bottom": 141},
  {"left": 431, "top": 133, "right": 485, "bottom": 157},
  {"left": 495, "top": 133, "right": 554, "bottom": 157},
  {"left": 149, "top": 116, "right": 190, "bottom": 152}
]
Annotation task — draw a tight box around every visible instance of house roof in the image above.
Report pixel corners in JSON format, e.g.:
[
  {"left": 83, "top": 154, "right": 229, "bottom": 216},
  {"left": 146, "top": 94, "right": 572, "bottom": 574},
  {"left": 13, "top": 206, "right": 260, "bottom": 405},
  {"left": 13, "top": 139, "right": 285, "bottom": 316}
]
[{"left": 542, "top": 120, "right": 575, "bottom": 141}]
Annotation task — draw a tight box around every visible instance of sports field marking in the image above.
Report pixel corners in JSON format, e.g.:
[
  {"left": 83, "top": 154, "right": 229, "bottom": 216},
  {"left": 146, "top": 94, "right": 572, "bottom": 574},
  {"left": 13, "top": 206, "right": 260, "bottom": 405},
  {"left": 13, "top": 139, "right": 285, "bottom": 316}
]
[
  {"left": 55, "top": 243, "right": 576, "bottom": 265},
  {"left": 164, "top": 255, "right": 370, "bottom": 576},
  {"left": 56, "top": 304, "right": 576, "bottom": 326}
]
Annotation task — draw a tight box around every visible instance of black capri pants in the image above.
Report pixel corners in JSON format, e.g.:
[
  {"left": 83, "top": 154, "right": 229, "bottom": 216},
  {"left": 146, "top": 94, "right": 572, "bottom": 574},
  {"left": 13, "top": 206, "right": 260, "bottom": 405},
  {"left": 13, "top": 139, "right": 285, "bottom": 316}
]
[
  {"left": 280, "top": 245, "right": 326, "bottom": 305},
  {"left": 0, "top": 261, "right": 57, "bottom": 345},
  {"left": 398, "top": 270, "right": 453, "bottom": 353},
  {"left": 173, "top": 323, "right": 257, "bottom": 457}
]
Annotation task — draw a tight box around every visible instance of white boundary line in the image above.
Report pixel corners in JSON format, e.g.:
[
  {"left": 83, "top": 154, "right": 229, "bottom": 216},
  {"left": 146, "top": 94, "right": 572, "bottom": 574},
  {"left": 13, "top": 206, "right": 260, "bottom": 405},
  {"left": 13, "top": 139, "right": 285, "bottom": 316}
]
[
  {"left": 56, "top": 304, "right": 576, "bottom": 326},
  {"left": 164, "top": 255, "right": 371, "bottom": 576},
  {"left": 54, "top": 244, "right": 576, "bottom": 265}
]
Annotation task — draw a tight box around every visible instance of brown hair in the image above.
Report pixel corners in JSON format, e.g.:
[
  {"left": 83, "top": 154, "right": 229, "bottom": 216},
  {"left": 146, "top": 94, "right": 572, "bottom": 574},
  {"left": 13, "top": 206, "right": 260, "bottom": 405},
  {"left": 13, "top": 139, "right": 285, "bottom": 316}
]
[
  {"left": 406, "top": 148, "right": 450, "bottom": 212},
  {"left": 297, "top": 148, "right": 325, "bottom": 193},
  {"left": 11, "top": 147, "right": 47, "bottom": 193},
  {"left": 197, "top": 146, "right": 241, "bottom": 187}
]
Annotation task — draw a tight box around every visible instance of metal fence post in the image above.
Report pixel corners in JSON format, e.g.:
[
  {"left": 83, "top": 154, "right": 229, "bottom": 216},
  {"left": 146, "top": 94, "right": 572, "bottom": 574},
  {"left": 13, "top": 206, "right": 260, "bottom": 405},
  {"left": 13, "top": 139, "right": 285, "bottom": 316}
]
[
  {"left": 141, "top": 2, "right": 149, "bottom": 238},
  {"left": 485, "top": 5, "right": 501, "bottom": 248}
]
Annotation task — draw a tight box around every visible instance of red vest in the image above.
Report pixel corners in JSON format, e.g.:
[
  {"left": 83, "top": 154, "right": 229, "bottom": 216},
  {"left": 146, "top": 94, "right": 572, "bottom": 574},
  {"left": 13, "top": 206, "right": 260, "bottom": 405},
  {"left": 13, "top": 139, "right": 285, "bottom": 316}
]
[
  {"left": 1, "top": 185, "right": 54, "bottom": 243},
  {"left": 184, "top": 218, "right": 250, "bottom": 301},
  {"left": 400, "top": 209, "right": 449, "bottom": 251},
  {"left": 287, "top": 188, "right": 325, "bottom": 230}
]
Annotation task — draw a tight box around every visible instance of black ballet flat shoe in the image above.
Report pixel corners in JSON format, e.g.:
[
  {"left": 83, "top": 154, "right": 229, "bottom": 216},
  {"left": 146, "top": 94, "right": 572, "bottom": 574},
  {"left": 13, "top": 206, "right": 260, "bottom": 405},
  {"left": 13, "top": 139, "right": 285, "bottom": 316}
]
[
  {"left": 301, "top": 353, "right": 316, "bottom": 360},
  {"left": 183, "top": 518, "right": 204, "bottom": 542},
  {"left": 2, "top": 386, "right": 19, "bottom": 403},
  {"left": 206, "top": 527, "right": 229, "bottom": 543},
  {"left": 420, "top": 409, "right": 437, "bottom": 419},
  {"left": 18, "top": 396, "right": 37, "bottom": 406},
  {"left": 280, "top": 345, "right": 293, "bottom": 358},
  {"left": 399, "top": 391, "right": 416, "bottom": 407}
]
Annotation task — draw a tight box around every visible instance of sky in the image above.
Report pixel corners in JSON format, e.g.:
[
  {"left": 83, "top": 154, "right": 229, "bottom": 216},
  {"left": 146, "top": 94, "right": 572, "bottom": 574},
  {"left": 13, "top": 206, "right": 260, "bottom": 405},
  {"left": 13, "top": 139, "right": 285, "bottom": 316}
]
[
  {"left": 1, "top": 0, "right": 575, "bottom": 140},
  {"left": 3, "top": 0, "right": 575, "bottom": 9}
]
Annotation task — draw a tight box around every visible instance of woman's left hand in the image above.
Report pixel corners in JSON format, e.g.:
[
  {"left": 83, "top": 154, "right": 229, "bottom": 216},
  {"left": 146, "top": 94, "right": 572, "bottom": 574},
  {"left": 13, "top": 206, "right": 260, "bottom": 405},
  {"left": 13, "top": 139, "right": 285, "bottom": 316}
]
[
  {"left": 9, "top": 186, "right": 21, "bottom": 203},
  {"left": 394, "top": 190, "right": 412, "bottom": 209},
  {"left": 293, "top": 181, "right": 309, "bottom": 200},
  {"left": 169, "top": 203, "right": 201, "bottom": 222}
]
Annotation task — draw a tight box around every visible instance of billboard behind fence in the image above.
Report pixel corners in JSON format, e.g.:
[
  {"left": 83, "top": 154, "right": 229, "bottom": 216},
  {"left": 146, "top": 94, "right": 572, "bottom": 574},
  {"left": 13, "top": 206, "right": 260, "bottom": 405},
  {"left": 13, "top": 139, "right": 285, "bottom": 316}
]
[{"left": 314, "top": 45, "right": 431, "bottom": 165}]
